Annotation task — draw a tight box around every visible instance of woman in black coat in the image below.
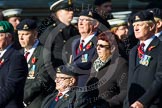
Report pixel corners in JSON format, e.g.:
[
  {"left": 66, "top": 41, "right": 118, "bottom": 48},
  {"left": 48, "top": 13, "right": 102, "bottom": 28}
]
[{"left": 86, "top": 31, "right": 128, "bottom": 108}]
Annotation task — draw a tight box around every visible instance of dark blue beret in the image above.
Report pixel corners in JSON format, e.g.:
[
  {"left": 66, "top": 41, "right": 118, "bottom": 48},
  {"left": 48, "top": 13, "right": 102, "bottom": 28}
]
[
  {"left": 56, "top": 65, "right": 81, "bottom": 77},
  {"left": 148, "top": 8, "right": 162, "bottom": 19},
  {"left": 50, "top": 0, "right": 73, "bottom": 12},
  {"left": 132, "top": 10, "right": 154, "bottom": 23},
  {"left": 94, "top": 0, "right": 111, "bottom": 6},
  {"left": 17, "top": 19, "right": 37, "bottom": 30},
  {"left": 79, "top": 10, "right": 99, "bottom": 20}
]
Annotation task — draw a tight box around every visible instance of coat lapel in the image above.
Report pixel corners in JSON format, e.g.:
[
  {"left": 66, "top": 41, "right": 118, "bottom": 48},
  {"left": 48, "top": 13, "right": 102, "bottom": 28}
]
[
  {"left": 145, "top": 37, "right": 160, "bottom": 55},
  {"left": 55, "top": 90, "right": 75, "bottom": 108},
  {"left": 28, "top": 43, "right": 41, "bottom": 70},
  {"left": 0, "top": 45, "right": 15, "bottom": 68},
  {"left": 72, "top": 38, "right": 80, "bottom": 59},
  {"left": 73, "top": 36, "right": 97, "bottom": 61}
]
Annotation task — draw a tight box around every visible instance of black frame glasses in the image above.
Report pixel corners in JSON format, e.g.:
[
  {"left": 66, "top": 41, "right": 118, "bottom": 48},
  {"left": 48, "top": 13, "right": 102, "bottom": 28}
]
[{"left": 96, "top": 44, "right": 110, "bottom": 48}]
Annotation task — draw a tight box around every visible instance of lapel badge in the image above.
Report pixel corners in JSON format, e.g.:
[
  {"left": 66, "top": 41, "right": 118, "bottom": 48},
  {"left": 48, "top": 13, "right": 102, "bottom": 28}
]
[
  {"left": 0, "top": 26, "right": 4, "bottom": 31},
  {"left": 23, "top": 24, "right": 29, "bottom": 30},
  {"left": 64, "top": 94, "right": 69, "bottom": 100},
  {"left": 135, "top": 16, "right": 140, "bottom": 21},
  {"left": 139, "top": 54, "right": 151, "bottom": 66},
  {"left": 28, "top": 64, "right": 30, "bottom": 68}
]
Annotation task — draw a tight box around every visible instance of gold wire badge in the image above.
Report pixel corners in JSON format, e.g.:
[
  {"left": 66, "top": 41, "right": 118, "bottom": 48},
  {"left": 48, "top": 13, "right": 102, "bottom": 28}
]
[
  {"left": 0, "top": 26, "right": 4, "bottom": 31},
  {"left": 23, "top": 24, "right": 29, "bottom": 30},
  {"left": 88, "top": 11, "right": 93, "bottom": 17},
  {"left": 135, "top": 16, "right": 140, "bottom": 21},
  {"left": 68, "top": 0, "right": 72, "bottom": 5},
  {"left": 57, "top": 67, "right": 61, "bottom": 73}
]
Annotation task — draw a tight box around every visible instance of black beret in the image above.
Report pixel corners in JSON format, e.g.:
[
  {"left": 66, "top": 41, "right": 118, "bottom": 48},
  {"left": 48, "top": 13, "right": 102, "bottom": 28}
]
[
  {"left": 132, "top": 10, "right": 154, "bottom": 23},
  {"left": 17, "top": 19, "right": 37, "bottom": 30},
  {"left": 94, "top": 0, "right": 111, "bottom": 6},
  {"left": 79, "top": 10, "right": 99, "bottom": 20},
  {"left": 50, "top": 0, "right": 73, "bottom": 12},
  {"left": 56, "top": 65, "right": 81, "bottom": 77},
  {"left": 148, "top": 8, "right": 162, "bottom": 19}
]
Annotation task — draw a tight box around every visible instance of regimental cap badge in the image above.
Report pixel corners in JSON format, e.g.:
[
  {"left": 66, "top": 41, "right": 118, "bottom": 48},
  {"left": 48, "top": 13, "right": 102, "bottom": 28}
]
[
  {"left": 135, "top": 16, "right": 140, "bottom": 21},
  {"left": 0, "top": 26, "right": 4, "bottom": 31},
  {"left": 56, "top": 67, "right": 61, "bottom": 73},
  {"left": 23, "top": 24, "right": 29, "bottom": 30},
  {"left": 88, "top": 11, "right": 93, "bottom": 17},
  {"left": 68, "top": 0, "right": 72, "bottom": 5}
]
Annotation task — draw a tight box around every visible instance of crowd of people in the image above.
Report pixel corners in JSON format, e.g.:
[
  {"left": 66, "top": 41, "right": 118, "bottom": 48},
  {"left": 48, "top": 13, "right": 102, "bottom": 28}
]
[{"left": 0, "top": 0, "right": 162, "bottom": 108}]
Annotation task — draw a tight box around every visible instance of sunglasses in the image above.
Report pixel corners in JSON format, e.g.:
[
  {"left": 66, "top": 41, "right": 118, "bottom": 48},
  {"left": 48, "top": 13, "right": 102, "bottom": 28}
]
[{"left": 96, "top": 44, "right": 110, "bottom": 48}]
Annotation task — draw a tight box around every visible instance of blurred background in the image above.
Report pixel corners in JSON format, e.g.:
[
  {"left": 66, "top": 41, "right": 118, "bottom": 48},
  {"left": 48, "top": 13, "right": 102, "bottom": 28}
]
[{"left": 0, "top": 0, "right": 161, "bottom": 20}]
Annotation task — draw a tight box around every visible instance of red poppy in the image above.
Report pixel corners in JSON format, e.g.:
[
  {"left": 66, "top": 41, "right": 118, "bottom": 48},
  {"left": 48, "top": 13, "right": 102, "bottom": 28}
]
[
  {"left": 86, "top": 42, "right": 92, "bottom": 50},
  {"left": 148, "top": 46, "right": 155, "bottom": 51},
  {"left": 0, "top": 59, "right": 4, "bottom": 66},
  {"left": 32, "top": 57, "right": 37, "bottom": 64}
]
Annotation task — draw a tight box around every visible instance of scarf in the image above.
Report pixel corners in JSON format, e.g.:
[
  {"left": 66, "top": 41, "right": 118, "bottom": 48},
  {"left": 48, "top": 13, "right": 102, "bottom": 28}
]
[{"left": 93, "top": 55, "right": 112, "bottom": 72}]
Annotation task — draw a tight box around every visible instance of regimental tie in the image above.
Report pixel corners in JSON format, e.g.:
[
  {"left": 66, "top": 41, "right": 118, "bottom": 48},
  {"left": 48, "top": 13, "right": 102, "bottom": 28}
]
[
  {"left": 137, "top": 43, "right": 145, "bottom": 59},
  {"left": 55, "top": 93, "right": 63, "bottom": 102},
  {"left": 24, "top": 52, "right": 30, "bottom": 60},
  {"left": 76, "top": 40, "right": 84, "bottom": 55}
]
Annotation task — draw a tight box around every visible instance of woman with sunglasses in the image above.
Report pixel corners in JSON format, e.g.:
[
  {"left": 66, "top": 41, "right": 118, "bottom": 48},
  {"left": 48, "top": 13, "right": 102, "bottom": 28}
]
[{"left": 86, "top": 31, "right": 128, "bottom": 108}]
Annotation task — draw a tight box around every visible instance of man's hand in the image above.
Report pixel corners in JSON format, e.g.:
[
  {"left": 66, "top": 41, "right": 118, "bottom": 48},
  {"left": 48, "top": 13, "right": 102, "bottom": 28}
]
[{"left": 130, "top": 101, "right": 144, "bottom": 108}]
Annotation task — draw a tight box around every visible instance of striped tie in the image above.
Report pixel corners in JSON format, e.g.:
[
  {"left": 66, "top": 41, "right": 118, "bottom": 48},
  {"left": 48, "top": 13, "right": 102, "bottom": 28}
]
[
  {"left": 138, "top": 43, "right": 145, "bottom": 59},
  {"left": 24, "top": 52, "right": 30, "bottom": 60}
]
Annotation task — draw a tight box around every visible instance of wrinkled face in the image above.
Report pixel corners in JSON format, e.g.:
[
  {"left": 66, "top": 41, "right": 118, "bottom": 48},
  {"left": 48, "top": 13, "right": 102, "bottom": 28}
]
[
  {"left": 0, "top": 33, "right": 12, "bottom": 51},
  {"left": 115, "top": 25, "right": 128, "bottom": 39},
  {"left": 18, "top": 30, "right": 37, "bottom": 50},
  {"left": 97, "top": 40, "right": 111, "bottom": 61},
  {"left": 133, "top": 21, "right": 152, "bottom": 41},
  {"left": 97, "top": 2, "right": 112, "bottom": 16},
  {"left": 56, "top": 9, "right": 74, "bottom": 25},
  {"left": 78, "top": 16, "right": 94, "bottom": 35},
  {"left": 55, "top": 73, "right": 73, "bottom": 92},
  {"left": 8, "top": 17, "right": 21, "bottom": 30}
]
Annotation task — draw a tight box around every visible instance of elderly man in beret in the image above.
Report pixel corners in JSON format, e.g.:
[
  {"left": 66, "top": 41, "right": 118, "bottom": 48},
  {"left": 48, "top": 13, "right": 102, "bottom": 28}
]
[
  {"left": 17, "top": 19, "right": 54, "bottom": 108},
  {"left": 0, "top": 21, "right": 28, "bottom": 107},
  {"left": 123, "top": 10, "right": 162, "bottom": 108},
  {"left": 38, "top": 0, "right": 79, "bottom": 75},
  {"left": 71, "top": 10, "right": 100, "bottom": 87},
  {"left": 41, "top": 64, "right": 89, "bottom": 108}
]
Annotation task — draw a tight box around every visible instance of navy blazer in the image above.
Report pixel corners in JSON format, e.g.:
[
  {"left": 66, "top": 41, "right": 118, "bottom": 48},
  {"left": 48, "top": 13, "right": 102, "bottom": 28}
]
[
  {"left": 41, "top": 90, "right": 89, "bottom": 108},
  {"left": 71, "top": 36, "right": 97, "bottom": 86},
  {"left": 124, "top": 37, "right": 162, "bottom": 108},
  {"left": 0, "top": 45, "right": 28, "bottom": 108}
]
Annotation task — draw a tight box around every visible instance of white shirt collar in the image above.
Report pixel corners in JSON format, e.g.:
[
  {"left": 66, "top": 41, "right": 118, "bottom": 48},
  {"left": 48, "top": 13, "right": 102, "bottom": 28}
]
[
  {"left": 58, "top": 88, "right": 70, "bottom": 99},
  {"left": 140, "top": 36, "right": 155, "bottom": 52},
  {"left": 24, "top": 39, "right": 39, "bottom": 62},
  {"left": 155, "top": 31, "right": 162, "bottom": 37},
  {"left": 81, "top": 33, "right": 95, "bottom": 47}
]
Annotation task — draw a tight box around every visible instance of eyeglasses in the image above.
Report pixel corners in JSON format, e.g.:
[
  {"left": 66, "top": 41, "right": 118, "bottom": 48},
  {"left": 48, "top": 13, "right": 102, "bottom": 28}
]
[
  {"left": 96, "top": 44, "right": 110, "bottom": 48},
  {"left": 55, "top": 77, "right": 71, "bottom": 81}
]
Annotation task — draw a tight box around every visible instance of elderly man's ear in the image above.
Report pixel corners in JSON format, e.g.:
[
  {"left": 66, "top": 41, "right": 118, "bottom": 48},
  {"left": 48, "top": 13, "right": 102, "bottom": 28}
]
[
  {"left": 69, "top": 77, "right": 76, "bottom": 86},
  {"left": 93, "top": 20, "right": 99, "bottom": 29}
]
